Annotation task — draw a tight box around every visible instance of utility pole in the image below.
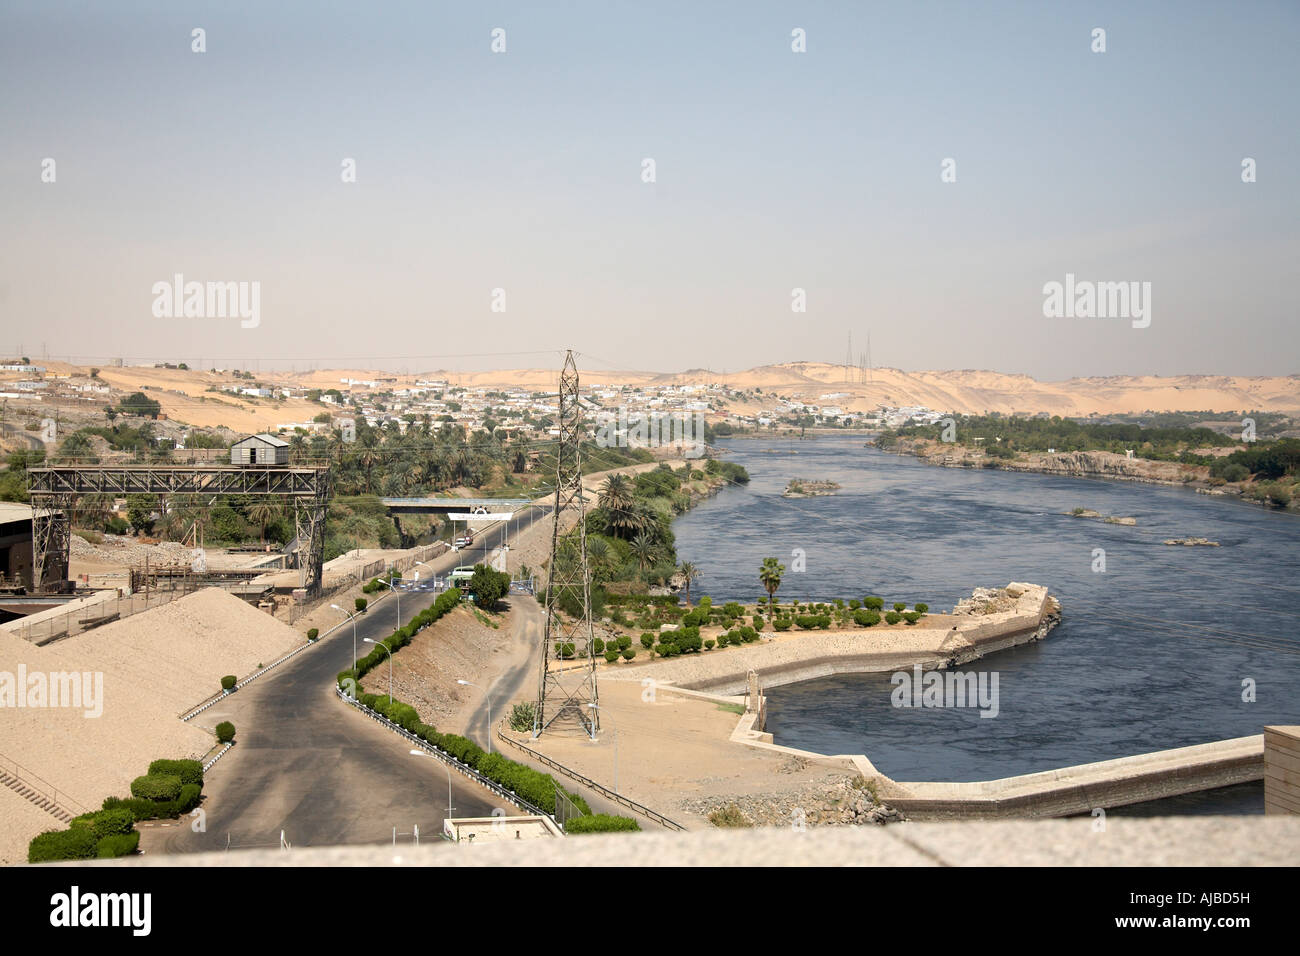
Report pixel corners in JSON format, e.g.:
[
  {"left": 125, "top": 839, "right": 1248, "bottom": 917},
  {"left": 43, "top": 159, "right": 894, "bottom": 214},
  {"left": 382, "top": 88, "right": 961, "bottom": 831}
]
[{"left": 533, "top": 350, "right": 599, "bottom": 739}]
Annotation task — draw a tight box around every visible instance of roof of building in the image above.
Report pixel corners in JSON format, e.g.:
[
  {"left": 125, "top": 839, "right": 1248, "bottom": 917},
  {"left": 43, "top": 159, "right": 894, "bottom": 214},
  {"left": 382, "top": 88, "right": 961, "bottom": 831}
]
[
  {"left": 0, "top": 502, "right": 33, "bottom": 524},
  {"left": 232, "top": 433, "right": 289, "bottom": 448}
]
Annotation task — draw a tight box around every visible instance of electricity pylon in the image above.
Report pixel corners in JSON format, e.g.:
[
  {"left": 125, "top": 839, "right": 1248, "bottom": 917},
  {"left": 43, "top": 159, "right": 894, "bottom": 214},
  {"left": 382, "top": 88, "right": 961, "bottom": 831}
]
[{"left": 534, "top": 350, "right": 599, "bottom": 738}]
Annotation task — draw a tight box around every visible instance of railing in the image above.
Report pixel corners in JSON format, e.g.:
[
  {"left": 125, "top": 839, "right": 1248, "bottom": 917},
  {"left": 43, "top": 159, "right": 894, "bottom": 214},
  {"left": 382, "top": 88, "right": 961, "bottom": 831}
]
[
  {"left": 0, "top": 751, "right": 89, "bottom": 817},
  {"left": 496, "top": 723, "right": 686, "bottom": 832}
]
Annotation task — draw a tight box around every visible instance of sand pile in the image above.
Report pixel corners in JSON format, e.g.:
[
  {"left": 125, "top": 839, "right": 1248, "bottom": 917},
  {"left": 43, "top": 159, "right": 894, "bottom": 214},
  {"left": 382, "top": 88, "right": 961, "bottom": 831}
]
[
  {"left": 0, "top": 588, "right": 305, "bottom": 860},
  {"left": 54, "top": 587, "right": 305, "bottom": 716}
]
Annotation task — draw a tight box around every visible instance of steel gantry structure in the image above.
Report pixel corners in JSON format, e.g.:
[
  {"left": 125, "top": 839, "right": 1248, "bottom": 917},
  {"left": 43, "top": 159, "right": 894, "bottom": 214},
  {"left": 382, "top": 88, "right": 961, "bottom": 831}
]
[
  {"left": 26, "top": 463, "right": 332, "bottom": 594},
  {"left": 534, "top": 351, "right": 599, "bottom": 739}
]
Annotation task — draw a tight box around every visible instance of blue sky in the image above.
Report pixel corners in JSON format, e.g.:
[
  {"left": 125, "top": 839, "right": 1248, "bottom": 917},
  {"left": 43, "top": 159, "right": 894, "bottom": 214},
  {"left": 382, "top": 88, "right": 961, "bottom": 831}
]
[{"left": 1, "top": 1, "right": 1296, "bottom": 377}]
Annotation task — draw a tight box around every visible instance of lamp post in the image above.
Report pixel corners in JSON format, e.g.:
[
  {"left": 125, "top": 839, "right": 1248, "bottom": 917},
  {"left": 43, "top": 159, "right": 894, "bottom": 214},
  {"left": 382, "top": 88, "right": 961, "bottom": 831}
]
[
  {"left": 456, "top": 679, "right": 492, "bottom": 753},
  {"left": 587, "top": 703, "right": 617, "bottom": 793},
  {"left": 364, "top": 637, "right": 392, "bottom": 702},
  {"left": 409, "top": 749, "right": 455, "bottom": 823},
  {"left": 330, "top": 603, "right": 358, "bottom": 671},
  {"left": 382, "top": 573, "right": 404, "bottom": 628}
]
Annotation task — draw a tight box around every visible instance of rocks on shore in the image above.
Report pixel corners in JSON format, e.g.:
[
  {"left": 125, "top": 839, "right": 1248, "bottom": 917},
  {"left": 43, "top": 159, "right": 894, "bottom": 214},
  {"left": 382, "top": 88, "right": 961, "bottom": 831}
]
[
  {"left": 783, "top": 478, "right": 840, "bottom": 498},
  {"left": 1163, "top": 537, "right": 1220, "bottom": 547},
  {"left": 687, "top": 776, "right": 906, "bottom": 829}
]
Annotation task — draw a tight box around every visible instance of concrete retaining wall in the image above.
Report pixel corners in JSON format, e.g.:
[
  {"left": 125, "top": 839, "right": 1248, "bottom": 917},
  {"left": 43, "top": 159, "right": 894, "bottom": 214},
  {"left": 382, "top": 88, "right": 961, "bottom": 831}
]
[{"left": 1265, "top": 725, "right": 1300, "bottom": 815}]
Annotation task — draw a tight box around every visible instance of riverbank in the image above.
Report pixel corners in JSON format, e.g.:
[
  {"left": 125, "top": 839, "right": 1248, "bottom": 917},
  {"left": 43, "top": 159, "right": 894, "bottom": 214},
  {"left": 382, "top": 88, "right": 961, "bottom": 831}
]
[
  {"left": 879, "top": 436, "right": 1298, "bottom": 512},
  {"left": 618, "top": 583, "right": 1058, "bottom": 696}
]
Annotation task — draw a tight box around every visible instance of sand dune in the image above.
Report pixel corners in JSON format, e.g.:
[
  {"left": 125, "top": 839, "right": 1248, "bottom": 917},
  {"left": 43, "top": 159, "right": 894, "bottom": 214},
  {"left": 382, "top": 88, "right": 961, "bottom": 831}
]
[{"left": 44, "top": 361, "right": 1300, "bottom": 425}]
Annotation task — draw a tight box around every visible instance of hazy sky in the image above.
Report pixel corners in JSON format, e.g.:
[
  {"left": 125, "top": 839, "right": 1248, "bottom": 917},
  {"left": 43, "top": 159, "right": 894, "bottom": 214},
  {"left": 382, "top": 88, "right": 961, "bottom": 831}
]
[{"left": 1, "top": 1, "right": 1297, "bottom": 379}]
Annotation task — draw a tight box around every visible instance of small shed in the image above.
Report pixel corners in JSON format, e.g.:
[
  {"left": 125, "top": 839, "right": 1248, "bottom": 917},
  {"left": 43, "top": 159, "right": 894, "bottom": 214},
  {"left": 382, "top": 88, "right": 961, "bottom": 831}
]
[{"left": 230, "top": 433, "right": 289, "bottom": 466}]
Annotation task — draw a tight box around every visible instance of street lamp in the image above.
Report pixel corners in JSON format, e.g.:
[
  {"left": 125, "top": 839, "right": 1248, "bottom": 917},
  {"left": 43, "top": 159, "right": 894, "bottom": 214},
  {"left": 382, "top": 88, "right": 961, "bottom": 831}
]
[
  {"left": 381, "top": 572, "right": 405, "bottom": 628},
  {"left": 330, "top": 603, "right": 359, "bottom": 671},
  {"left": 364, "top": 637, "right": 392, "bottom": 702},
  {"left": 456, "top": 679, "right": 492, "bottom": 753},
  {"left": 409, "top": 749, "right": 455, "bottom": 822},
  {"left": 587, "top": 703, "right": 617, "bottom": 793}
]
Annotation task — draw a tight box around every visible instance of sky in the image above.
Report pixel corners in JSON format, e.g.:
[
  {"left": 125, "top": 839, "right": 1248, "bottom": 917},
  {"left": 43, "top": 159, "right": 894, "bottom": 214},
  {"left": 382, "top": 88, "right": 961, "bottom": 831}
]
[{"left": 1, "top": 0, "right": 1297, "bottom": 379}]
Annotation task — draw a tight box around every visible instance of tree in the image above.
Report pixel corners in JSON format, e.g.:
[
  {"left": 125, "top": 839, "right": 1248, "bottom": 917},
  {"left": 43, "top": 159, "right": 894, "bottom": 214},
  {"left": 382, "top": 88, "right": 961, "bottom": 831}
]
[
  {"left": 126, "top": 494, "right": 156, "bottom": 535},
  {"left": 759, "top": 558, "right": 785, "bottom": 619},
  {"left": 630, "top": 533, "right": 656, "bottom": 573},
  {"left": 469, "top": 564, "right": 510, "bottom": 610},
  {"left": 246, "top": 500, "right": 279, "bottom": 542},
  {"left": 678, "top": 561, "right": 700, "bottom": 606},
  {"left": 116, "top": 392, "right": 161, "bottom": 418}
]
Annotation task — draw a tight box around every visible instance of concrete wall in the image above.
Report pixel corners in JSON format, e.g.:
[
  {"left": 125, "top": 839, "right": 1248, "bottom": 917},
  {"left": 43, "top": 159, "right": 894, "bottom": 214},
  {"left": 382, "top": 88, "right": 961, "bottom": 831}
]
[{"left": 1265, "top": 725, "right": 1300, "bottom": 815}]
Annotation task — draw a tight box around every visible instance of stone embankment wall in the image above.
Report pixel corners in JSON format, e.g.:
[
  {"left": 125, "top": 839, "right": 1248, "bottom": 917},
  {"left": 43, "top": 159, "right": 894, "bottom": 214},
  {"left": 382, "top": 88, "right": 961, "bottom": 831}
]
[{"left": 630, "top": 583, "right": 1057, "bottom": 697}]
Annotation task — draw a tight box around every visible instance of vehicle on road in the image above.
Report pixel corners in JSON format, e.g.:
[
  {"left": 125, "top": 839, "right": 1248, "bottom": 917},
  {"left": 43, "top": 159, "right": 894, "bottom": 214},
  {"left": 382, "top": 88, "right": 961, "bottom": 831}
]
[{"left": 449, "top": 566, "right": 476, "bottom": 583}]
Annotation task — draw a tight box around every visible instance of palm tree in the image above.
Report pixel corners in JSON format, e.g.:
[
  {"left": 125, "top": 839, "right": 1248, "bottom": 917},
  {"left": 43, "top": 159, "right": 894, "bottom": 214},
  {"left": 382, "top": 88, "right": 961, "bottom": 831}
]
[
  {"left": 678, "top": 561, "right": 700, "bottom": 606},
  {"left": 246, "top": 500, "right": 279, "bottom": 542},
  {"left": 630, "top": 533, "right": 655, "bottom": 573},
  {"left": 759, "top": 557, "right": 785, "bottom": 619}
]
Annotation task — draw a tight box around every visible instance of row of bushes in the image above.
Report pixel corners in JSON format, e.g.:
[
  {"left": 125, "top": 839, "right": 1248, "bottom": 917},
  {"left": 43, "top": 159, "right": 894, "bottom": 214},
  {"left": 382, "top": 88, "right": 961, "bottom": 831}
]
[
  {"left": 338, "top": 586, "right": 639, "bottom": 833},
  {"left": 338, "top": 587, "right": 462, "bottom": 688},
  {"left": 29, "top": 758, "right": 204, "bottom": 862}
]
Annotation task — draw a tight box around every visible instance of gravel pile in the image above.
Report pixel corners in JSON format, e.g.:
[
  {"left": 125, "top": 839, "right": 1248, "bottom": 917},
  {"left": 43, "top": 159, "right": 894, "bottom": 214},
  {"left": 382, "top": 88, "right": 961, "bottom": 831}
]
[{"left": 71, "top": 533, "right": 192, "bottom": 567}]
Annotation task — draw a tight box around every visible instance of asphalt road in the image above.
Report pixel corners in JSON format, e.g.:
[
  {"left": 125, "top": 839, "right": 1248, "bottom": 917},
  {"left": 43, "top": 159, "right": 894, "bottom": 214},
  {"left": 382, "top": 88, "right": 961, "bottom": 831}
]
[{"left": 149, "top": 508, "right": 549, "bottom": 855}]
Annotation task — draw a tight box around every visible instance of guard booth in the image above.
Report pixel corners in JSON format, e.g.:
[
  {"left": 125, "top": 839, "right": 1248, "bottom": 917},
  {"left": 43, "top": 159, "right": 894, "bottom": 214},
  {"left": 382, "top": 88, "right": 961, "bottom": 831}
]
[{"left": 230, "top": 433, "right": 290, "bottom": 467}]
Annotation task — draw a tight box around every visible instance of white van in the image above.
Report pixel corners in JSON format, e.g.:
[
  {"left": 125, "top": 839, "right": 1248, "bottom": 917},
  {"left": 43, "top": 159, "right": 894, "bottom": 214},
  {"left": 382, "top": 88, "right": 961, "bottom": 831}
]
[{"left": 449, "top": 566, "right": 475, "bottom": 582}]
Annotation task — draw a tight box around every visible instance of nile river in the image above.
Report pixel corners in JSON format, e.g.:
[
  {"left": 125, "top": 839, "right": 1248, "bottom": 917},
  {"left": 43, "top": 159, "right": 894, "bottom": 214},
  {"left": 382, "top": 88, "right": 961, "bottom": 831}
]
[{"left": 672, "top": 435, "right": 1300, "bottom": 812}]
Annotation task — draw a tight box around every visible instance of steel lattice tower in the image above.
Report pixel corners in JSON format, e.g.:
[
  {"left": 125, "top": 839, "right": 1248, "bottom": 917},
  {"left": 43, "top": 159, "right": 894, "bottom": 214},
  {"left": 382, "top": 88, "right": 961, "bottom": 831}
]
[{"left": 534, "top": 350, "right": 599, "bottom": 738}]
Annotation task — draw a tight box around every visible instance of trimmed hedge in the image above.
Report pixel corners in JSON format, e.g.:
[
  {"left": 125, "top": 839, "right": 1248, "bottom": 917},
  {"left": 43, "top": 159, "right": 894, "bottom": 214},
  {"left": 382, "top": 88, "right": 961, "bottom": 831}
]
[
  {"left": 130, "top": 773, "right": 182, "bottom": 802},
  {"left": 70, "top": 807, "right": 135, "bottom": 839},
  {"left": 220, "top": 675, "right": 237, "bottom": 691},
  {"left": 95, "top": 831, "right": 140, "bottom": 858},
  {"left": 215, "top": 721, "right": 236, "bottom": 744},
  {"left": 103, "top": 783, "right": 201, "bottom": 822},
  {"left": 564, "top": 813, "right": 641, "bottom": 834},
  {"left": 148, "top": 759, "right": 203, "bottom": 788},
  {"left": 28, "top": 827, "right": 98, "bottom": 862},
  {"left": 307, "top": 627, "right": 319, "bottom": 641}
]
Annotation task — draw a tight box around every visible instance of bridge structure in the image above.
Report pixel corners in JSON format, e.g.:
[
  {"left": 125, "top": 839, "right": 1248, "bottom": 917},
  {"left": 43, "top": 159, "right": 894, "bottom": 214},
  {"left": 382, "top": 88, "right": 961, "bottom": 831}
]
[
  {"left": 380, "top": 496, "right": 536, "bottom": 516},
  {"left": 26, "top": 463, "right": 332, "bottom": 595}
]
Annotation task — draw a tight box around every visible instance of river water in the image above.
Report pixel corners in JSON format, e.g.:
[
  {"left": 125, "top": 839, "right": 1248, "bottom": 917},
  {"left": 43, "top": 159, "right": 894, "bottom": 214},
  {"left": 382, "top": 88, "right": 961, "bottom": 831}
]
[{"left": 672, "top": 435, "right": 1300, "bottom": 812}]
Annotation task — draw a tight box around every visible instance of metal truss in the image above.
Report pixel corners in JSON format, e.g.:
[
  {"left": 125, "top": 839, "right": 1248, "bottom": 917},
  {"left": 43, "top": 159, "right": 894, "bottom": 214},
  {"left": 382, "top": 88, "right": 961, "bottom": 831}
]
[
  {"left": 26, "top": 464, "right": 331, "bottom": 595},
  {"left": 534, "top": 351, "right": 599, "bottom": 738}
]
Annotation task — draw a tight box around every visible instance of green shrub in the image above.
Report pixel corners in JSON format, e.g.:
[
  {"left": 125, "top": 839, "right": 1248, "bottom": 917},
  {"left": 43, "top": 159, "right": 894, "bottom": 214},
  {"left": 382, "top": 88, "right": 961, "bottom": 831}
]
[
  {"left": 220, "top": 675, "right": 237, "bottom": 691},
  {"left": 70, "top": 807, "right": 135, "bottom": 839},
  {"left": 616, "top": 635, "right": 632, "bottom": 651},
  {"left": 885, "top": 611, "right": 902, "bottom": 625},
  {"left": 914, "top": 603, "right": 929, "bottom": 615},
  {"left": 28, "top": 827, "right": 98, "bottom": 863},
  {"left": 564, "top": 814, "right": 641, "bottom": 834},
  {"left": 704, "top": 639, "right": 716, "bottom": 650},
  {"left": 355, "top": 597, "right": 368, "bottom": 612},
  {"left": 849, "top": 599, "right": 861, "bottom": 609},
  {"left": 903, "top": 611, "right": 921, "bottom": 625},
  {"left": 509, "top": 702, "right": 535, "bottom": 732},
  {"left": 864, "top": 596, "right": 884, "bottom": 611},
  {"left": 640, "top": 633, "right": 654, "bottom": 649},
  {"left": 130, "top": 774, "right": 182, "bottom": 802},
  {"left": 853, "top": 609, "right": 881, "bottom": 627},
  {"left": 593, "top": 638, "right": 605, "bottom": 655},
  {"left": 774, "top": 618, "right": 792, "bottom": 631},
  {"left": 893, "top": 603, "right": 906, "bottom": 612},
  {"left": 604, "top": 649, "right": 620, "bottom": 662},
  {"left": 307, "top": 627, "right": 319, "bottom": 641},
  {"left": 621, "top": 648, "right": 636, "bottom": 661},
  {"left": 95, "top": 831, "right": 141, "bottom": 858},
  {"left": 215, "top": 721, "right": 236, "bottom": 743}
]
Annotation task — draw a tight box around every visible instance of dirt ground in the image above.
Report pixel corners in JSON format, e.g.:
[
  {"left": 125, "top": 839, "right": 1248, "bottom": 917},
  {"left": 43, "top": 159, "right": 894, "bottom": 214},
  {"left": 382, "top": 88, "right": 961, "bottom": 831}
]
[{"left": 505, "top": 679, "right": 857, "bottom": 830}]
